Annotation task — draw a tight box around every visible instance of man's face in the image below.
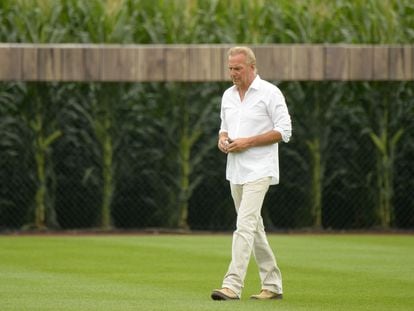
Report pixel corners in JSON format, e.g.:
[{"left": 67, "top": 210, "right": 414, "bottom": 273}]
[{"left": 228, "top": 53, "right": 253, "bottom": 89}]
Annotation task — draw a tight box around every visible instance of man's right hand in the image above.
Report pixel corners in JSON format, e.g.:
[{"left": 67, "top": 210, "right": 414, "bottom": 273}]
[{"left": 218, "top": 137, "right": 230, "bottom": 154}]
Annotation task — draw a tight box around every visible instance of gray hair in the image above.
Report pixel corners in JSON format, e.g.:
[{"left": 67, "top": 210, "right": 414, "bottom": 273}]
[{"left": 227, "top": 46, "right": 257, "bottom": 73}]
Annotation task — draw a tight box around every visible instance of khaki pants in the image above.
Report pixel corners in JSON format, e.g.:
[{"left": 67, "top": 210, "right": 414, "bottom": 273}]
[{"left": 222, "top": 177, "right": 283, "bottom": 297}]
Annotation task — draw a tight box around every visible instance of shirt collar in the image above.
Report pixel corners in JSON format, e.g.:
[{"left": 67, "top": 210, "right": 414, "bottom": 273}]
[
  {"left": 249, "top": 75, "right": 261, "bottom": 90},
  {"left": 231, "top": 74, "right": 261, "bottom": 93}
]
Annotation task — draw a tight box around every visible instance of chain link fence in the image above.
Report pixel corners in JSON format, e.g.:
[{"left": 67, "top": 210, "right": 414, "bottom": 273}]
[{"left": 1, "top": 82, "right": 413, "bottom": 231}]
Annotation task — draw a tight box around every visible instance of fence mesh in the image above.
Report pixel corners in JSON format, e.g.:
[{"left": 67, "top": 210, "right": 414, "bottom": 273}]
[{"left": 0, "top": 81, "right": 413, "bottom": 231}]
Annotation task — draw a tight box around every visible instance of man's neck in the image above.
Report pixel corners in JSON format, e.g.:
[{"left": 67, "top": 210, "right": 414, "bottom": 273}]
[{"left": 237, "top": 74, "right": 256, "bottom": 94}]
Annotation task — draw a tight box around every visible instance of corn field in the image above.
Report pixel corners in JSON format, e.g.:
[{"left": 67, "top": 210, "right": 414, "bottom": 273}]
[{"left": 0, "top": 0, "right": 413, "bottom": 231}]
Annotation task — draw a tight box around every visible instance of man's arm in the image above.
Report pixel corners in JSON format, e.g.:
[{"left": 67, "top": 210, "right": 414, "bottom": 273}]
[{"left": 226, "top": 130, "right": 282, "bottom": 153}]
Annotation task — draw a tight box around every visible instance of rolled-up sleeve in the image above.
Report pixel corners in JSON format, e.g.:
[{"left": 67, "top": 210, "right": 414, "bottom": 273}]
[{"left": 271, "top": 90, "right": 292, "bottom": 143}]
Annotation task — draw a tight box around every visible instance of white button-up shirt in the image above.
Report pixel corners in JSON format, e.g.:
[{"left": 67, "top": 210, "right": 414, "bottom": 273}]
[{"left": 219, "top": 75, "right": 292, "bottom": 185}]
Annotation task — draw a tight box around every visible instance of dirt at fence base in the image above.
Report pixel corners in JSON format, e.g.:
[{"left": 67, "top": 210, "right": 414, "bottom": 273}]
[{"left": 1, "top": 227, "right": 413, "bottom": 237}]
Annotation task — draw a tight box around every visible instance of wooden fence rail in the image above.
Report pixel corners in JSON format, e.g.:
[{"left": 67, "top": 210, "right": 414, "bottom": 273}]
[{"left": 0, "top": 44, "right": 413, "bottom": 82}]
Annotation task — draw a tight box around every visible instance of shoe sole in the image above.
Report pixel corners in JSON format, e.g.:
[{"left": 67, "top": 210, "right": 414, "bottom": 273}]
[
  {"left": 211, "top": 291, "right": 239, "bottom": 301},
  {"left": 250, "top": 294, "right": 283, "bottom": 300}
]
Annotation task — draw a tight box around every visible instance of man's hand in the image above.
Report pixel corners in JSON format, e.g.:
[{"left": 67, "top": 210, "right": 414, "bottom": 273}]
[
  {"left": 224, "top": 131, "right": 281, "bottom": 153},
  {"left": 226, "top": 137, "right": 251, "bottom": 153},
  {"left": 219, "top": 131, "right": 279, "bottom": 154},
  {"left": 218, "top": 135, "right": 253, "bottom": 154},
  {"left": 218, "top": 137, "right": 231, "bottom": 154}
]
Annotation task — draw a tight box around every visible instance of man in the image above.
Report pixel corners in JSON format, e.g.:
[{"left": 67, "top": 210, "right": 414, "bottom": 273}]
[{"left": 211, "top": 46, "right": 292, "bottom": 301}]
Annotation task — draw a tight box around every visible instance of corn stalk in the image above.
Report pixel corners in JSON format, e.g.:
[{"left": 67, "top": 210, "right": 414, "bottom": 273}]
[
  {"left": 31, "top": 112, "right": 62, "bottom": 229},
  {"left": 367, "top": 103, "right": 404, "bottom": 228},
  {"left": 357, "top": 82, "right": 410, "bottom": 229},
  {"left": 177, "top": 105, "right": 198, "bottom": 230},
  {"left": 305, "top": 137, "right": 323, "bottom": 228},
  {"left": 19, "top": 84, "right": 63, "bottom": 229},
  {"left": 148, "top": 83, "right": 220, "bottom": 229},
  {"left": 285, "top": 82, "right": 346, "bottom": 228},
  {"left": 88, "top": 84, "right": 118, "bottom": 230},
  {"left": 96, "top": 116, "right": 114, "bottom": 230},
  {"left": 369, "top": 124, "right": 403, "bottom": 228}
]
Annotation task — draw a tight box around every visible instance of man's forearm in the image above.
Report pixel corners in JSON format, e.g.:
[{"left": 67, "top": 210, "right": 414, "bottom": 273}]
[
  {"left": 226, "top": 130, "right": 282, "bottom": 153},
  {"left": 247, "top": 130, "right": 282, "bottom": 147}
]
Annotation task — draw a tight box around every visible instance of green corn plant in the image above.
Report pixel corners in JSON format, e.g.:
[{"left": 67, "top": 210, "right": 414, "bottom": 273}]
[
  {"left": 95, "top": 102, "right": 114, "bottom": 230},
  {"left": 50, "top": 83, "right": 102, "bottom": 229},
  {"left": 1, "top": 83, "right": 63, "bottom": 229},
  {"left": 1, "top": 0, "right": 413, "bottom": 44},
  {"left": 333, "top": 0, "right": 406, "bottom": 43},
  {"left": 175, "top": 83, "right": 222, "bottom": 229},
  {"left": 31, "top": 85, "right": 63, "bottom": 229},
  {"left": 172, "top": 83, "right": 221, "bottom": 229},
  {"left": 0, "top": 0, "right": 130, "bottom": 43},
  {"left": 284, "top": 82, "right": 347, "bottom": 228},
  {"left": 135, "top": 82, "right": 222, "bottom": 229},
  {"left": 109, "top": 83, "right": 167, "bottom": 228},
  {"left": 355, "top": 82, "right": 413, "bottom": 228},
  {"left": 71, "top": 83, "right": 154, "bottom": 230},
  {"left": 0, "top": 0, "right": 68, "bottom": 42},
  {"left": 31, "top": 113, "right": 61, "bottom": 228},
  {"left": 369, "top": 117, "right": 403, "bottom": 228},
  {"left": 55, "top": 83, "right": 126, "bottom": 230},
  {"left": 58, "top": 0, "right": 131, "bottom": 43},
  {"left": 0, "top": 83, "right": 33, "bottom": 228},
  {"left": 392, "top": 84, "right": 414, "bottom": 228},
  {"left": 86, "top": 84, "right": 119, "bottom": 230},
  {"left": 128, "top": 0, "right": 224, "bottom": 43}
]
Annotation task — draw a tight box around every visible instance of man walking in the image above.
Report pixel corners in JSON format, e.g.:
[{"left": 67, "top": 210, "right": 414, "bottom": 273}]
[{"left": 211, "top": 46, "right": 292, "bottom": 301}]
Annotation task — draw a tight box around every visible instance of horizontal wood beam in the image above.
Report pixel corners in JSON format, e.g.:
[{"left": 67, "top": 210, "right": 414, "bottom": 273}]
[{"left": 0, "top": 44, "right": 413, "bottom": 82}]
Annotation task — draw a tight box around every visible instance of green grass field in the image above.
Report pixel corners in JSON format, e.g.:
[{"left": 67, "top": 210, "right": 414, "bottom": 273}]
[{"left": 0, "top": 234, "right": 413, "bottom": 311}]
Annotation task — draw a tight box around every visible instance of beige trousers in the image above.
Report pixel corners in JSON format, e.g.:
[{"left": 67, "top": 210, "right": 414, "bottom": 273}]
[{"left": 222, "top": 177, "right": 283, "bottom": 298}]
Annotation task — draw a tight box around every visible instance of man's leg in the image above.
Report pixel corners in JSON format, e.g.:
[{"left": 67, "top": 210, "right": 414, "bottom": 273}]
[
  {"left": 221, "top": 177, "right": 271, "bottom": 297},
  {"left": 252, "top": 216, "right": 283, "bottom": 294}
]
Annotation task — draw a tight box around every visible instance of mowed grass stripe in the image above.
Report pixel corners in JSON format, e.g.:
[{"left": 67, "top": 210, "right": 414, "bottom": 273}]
[
  {"left": 0, "top": 235, "right": 413, "bottom": 311},
  {"left": 277, "top": 235, "right": 414, "bottom": 310}
]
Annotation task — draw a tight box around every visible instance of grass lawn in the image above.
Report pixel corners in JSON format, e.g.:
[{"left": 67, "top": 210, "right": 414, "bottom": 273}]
[{"left": 0, "top": 233, "right": 413, "bottom": 311}]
